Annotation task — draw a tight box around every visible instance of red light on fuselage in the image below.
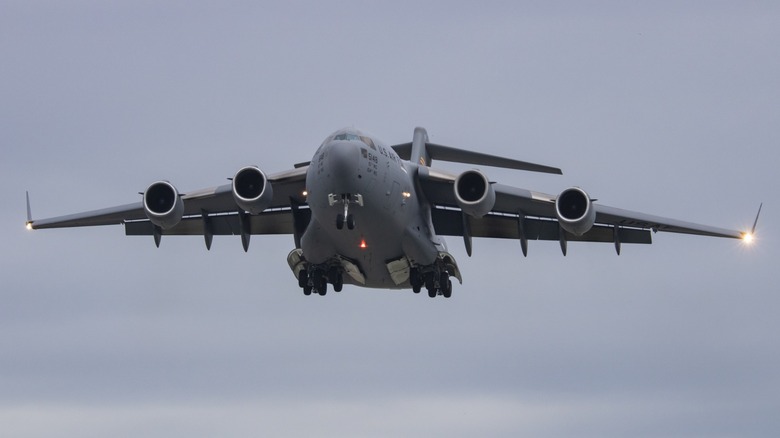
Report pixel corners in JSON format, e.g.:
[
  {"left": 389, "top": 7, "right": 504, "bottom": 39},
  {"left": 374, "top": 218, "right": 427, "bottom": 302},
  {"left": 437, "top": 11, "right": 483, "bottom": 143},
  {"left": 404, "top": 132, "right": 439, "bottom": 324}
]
[{"left": 360, "top": 239, "right": 367, "bottom": 249}]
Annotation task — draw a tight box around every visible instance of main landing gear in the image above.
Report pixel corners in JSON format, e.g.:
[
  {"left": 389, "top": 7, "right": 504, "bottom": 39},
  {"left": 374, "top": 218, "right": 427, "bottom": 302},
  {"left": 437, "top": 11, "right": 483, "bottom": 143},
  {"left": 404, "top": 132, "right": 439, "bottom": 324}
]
[
  {"left": 298, "top": 266, "right": 343, "bottom": 296},
  {"left": 409, "top": 267, "right": 453, "bottom": 298}
]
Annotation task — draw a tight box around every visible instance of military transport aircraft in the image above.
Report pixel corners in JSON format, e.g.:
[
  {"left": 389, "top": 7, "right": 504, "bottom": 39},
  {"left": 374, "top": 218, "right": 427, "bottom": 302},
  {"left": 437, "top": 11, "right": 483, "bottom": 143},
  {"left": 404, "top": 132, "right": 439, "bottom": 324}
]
[{"left": 26, "top": 127, "right": 760, "bottom": 298}]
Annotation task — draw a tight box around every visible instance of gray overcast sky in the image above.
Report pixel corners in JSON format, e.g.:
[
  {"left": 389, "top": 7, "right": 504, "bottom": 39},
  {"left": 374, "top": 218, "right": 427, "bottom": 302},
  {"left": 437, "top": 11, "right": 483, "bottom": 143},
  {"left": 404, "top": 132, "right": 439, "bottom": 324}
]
[{"left": 2, "top": 1, "right": 778, "bottom": 437}]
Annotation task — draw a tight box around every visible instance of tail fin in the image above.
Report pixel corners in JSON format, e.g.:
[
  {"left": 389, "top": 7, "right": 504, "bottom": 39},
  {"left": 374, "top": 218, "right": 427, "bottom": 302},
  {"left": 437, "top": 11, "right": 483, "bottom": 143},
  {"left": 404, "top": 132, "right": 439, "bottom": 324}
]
[
  {"left": 391, "top": 127, "right": 562, "bottom": 175},
  {"left": 411, "top": 127, "right": 431, "bottom": 166}
]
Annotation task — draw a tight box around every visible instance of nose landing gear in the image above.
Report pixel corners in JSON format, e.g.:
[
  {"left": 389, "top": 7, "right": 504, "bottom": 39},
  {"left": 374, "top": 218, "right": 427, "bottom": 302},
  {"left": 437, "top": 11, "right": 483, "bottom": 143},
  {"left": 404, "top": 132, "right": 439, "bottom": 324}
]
[
  {"left": 329, "top": 193, "right": 362, "bottom": 230},
  {"left": 336, "top": 214, "right": 355, "bottom": 230}
]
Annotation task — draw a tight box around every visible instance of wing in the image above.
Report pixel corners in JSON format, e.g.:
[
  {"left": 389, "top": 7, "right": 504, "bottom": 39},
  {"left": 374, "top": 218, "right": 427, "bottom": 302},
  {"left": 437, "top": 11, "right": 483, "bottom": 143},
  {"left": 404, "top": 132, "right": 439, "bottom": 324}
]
[
  {"left": 28, "top": 166, "right": 309, "bottom": 248},
  {"left": 416, "top": 167, "right": 748, "bottom": 255}
]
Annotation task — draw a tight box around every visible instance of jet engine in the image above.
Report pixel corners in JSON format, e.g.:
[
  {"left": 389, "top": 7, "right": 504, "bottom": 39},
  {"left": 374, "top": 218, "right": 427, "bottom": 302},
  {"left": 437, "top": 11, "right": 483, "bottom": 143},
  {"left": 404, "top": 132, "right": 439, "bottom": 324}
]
[
  {"left": 454, "top": 170, "right": 496, "bottom": 218},
  {"left": 143, "top": 181, "right": 184, "bottom": 229},
  {"left": 232, "top": 166, "right": 273, "bottom": 214},
  {"left": 555, "top": 187, "right": 596, "bottom": 236}
]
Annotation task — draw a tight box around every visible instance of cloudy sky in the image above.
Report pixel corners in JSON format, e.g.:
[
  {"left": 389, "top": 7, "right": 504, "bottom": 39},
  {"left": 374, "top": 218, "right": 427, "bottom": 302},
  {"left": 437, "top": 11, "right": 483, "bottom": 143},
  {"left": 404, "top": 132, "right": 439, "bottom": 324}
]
[{"left": 2, "top": 1, "right": 778, "bottom": 437}]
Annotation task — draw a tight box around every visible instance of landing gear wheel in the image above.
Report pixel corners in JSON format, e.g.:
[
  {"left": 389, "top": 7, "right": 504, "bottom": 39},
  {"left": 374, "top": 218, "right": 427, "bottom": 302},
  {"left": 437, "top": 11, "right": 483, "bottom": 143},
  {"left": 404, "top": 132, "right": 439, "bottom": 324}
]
[
  {"left": 410, "top": 268, "right": 421, "bottom": 293},
  {"left": 346, "top": 214, "right": 355, "bottom": 230},
  {"left": 327, "top": 268, "right": 343, "bottom": 292},
  {"left": 424, "top": 272, "right": 435, "bottom": 291},
  {"left": 313, "top": 276, "right": 327, "bottom": 296},
  {"left": 336, "top": 214, "right": 344, "bottom": 230},
  {"left": 439, "top": 272, "right": 450, "bottom": 298},
  {"left": 303, "top": 285, "right": 312, "bottom": 296},
  {"left": 443, "top": 279, "right": 452, "bottom": 298},
  {"left": 427, "top": 286, "right": 437, "bottom": 298},
  {"left": 298, "top": 269, "right": 308, "bottom": 288}
]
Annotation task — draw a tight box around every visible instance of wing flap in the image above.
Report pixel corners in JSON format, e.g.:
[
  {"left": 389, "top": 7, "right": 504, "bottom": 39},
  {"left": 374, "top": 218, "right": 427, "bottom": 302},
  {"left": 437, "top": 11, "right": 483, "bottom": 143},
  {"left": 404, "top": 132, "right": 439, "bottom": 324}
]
[
  {"left": 125, "top": 209, "right": 310, "bottom": 236},
  {"left": 418, "top": 166, "right": 744, "bottom": 241},
  {"left": 431, "top": 208, "right": 651, "bottom": 244},
  {"left": 30, "top": 202, "right": 146, "bottom": 229},
  {"left": 595, "top": 205, "right": 742, "bottom": 239},
  {"left": 417, "top": 167, "right": 558, "bottom": 217},
  {"left": 29, "top": 166, "right": 308, "bottom": 231}
]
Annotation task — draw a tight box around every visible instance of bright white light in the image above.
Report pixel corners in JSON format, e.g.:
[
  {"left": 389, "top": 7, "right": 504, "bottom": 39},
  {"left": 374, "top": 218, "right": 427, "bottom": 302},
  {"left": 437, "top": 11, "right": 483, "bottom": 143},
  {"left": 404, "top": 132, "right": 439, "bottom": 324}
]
[
  {"left": 25, "top": 222, "right": 33, "bottom": 231},
  {"left": 742, "top": 233, "right": 754, "bottom": 244},
  {"left": 302, "top": 190, "right": 308, "bottom": 197}
]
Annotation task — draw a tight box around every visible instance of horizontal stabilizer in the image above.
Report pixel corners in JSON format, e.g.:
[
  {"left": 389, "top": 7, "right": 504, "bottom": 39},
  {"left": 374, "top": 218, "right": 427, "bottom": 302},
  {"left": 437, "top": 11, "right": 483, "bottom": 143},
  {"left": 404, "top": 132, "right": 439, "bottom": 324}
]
[{"left": 391, "top": 142, "right": 562, "bottom": 175}]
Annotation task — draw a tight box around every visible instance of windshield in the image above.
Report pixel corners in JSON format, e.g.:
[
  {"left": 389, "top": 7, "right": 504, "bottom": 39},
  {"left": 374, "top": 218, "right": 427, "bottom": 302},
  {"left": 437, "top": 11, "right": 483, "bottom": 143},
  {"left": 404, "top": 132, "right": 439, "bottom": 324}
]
[{"left": 331, "top": 132, "right": 376, "bottom": 150}]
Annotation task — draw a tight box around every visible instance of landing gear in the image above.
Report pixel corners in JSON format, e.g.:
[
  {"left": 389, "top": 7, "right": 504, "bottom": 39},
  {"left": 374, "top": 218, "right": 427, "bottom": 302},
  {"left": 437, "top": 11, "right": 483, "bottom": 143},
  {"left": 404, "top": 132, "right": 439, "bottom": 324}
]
[
  {"left": 410, "top": 268, "right": 422, "bottom": 293},
  {"left": 441, "top": 272, "right": 452, "bottom": 298},
  {"left": 336, "top": 214, "right": 355, "bottom": 230},
  {"left": 328, "top": 267, "right": 343, "bottom": 292},
  {"left": 411, "top": 266, "right": 454, "bottom": 298},
  {"left": 297, "top": 265, "right": 344, "bottom": 296},
  {"left": 330, "top": 193, "right": 362, "bottom": 230}
]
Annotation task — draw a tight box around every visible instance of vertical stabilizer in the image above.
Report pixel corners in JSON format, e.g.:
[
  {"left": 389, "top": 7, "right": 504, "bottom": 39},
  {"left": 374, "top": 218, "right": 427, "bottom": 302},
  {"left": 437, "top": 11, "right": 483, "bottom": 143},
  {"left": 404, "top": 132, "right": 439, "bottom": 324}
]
[{"left": 411, "top": 127, "right": 431, "bottom": 166}]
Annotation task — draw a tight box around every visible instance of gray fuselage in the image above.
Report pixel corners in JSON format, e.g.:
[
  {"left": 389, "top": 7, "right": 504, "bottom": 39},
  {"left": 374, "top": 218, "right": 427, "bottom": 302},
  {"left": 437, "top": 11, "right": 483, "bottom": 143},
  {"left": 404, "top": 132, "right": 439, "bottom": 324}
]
[{"left": 301, "top": 128, "right": 446, "bottom": 289}]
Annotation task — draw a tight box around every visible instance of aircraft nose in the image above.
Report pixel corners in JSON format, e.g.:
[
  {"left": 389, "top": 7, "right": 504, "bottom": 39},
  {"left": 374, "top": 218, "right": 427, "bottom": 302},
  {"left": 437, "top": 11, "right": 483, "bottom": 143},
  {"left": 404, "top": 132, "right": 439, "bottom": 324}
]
[{"left": 328, "top": 140, "right": 360, "bottom": 178}]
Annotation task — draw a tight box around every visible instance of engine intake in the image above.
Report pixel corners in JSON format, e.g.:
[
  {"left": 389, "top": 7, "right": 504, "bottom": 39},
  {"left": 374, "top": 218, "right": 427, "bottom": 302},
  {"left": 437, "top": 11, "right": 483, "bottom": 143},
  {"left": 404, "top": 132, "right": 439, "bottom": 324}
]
[
  {"left": 555, "top": 187, "right": 596, "bottom": 236},
  {"left": 233, "top": 166, "right": 273, "bottom": 214},
  {"left": 454, "top": 170, "right": 495, "bottom": 218},
  {"left": 143, "top": 181, "right": 184, "bottom": 229}
]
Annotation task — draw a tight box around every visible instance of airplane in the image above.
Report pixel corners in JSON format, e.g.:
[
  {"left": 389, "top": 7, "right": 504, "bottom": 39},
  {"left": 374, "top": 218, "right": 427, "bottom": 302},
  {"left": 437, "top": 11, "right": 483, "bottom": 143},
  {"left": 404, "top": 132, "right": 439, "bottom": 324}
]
[{"left": 25, "top": 127, "right": 761, "bottom": 298}]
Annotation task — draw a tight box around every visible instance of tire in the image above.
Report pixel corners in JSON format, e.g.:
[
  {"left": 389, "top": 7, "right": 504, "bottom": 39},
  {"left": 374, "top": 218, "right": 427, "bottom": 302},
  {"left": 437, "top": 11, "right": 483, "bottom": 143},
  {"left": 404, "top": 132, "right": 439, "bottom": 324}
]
[
  {"left": 298, "top": 269, "right": 308, "bottom": 288},
  {"left": 336, "top": 214, "right": 344, "bottom": 230},
  {"left": 424, "top": 273, "right": 435, "bottom": 291},
  {"left": 410, "top": 268, "right": 421, "bottom": 293},
  {"left": 346, "top": 214, "right": 355, "bottom": 230}
]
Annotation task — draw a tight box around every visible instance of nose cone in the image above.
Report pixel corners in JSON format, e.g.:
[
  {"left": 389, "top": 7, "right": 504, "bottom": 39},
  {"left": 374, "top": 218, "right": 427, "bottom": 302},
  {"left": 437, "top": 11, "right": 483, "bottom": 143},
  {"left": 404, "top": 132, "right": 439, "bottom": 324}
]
[
  {"left": 328, "top": 140, "right": 360, "bottom": 178},
  {"left": 306, "top": 139, "right": 362, "bottom": 206}
]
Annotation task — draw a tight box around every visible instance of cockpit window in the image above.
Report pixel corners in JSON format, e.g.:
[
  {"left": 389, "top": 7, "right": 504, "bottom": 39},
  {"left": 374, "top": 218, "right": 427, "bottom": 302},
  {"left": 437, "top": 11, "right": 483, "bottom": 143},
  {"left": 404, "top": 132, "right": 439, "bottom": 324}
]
[
  {"left": 332, "top": 132, "right": 377, "bottom": 150},
  {"left": 332, "top": 133, "right": 357, "bottom": 142},
  {"left": 361, "top": 136, "right": 376, "bottom": 150}
]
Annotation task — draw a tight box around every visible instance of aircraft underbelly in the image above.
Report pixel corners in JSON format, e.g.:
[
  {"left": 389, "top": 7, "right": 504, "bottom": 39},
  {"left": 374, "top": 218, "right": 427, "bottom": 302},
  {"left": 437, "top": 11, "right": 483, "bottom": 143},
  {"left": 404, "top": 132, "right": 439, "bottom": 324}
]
[
  {"left": 302, "top": 207, "right": 411, "bottom": 289},
  {"left": 301, "top": 137, "right": 436, "bottom": 289}
]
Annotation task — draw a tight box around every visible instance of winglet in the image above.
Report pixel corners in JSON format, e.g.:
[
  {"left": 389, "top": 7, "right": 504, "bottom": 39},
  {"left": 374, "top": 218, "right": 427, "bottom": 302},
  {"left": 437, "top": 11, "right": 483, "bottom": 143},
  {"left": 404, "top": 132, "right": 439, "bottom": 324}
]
[
  {"left": 751, "top": 202, "right": 763, "bottom": 235},
  {"left": 25, "top": 191, "right": 34, "bottom": 230},
  {"left": 741, "top": 202, "right": 763, "bottom": 243}
]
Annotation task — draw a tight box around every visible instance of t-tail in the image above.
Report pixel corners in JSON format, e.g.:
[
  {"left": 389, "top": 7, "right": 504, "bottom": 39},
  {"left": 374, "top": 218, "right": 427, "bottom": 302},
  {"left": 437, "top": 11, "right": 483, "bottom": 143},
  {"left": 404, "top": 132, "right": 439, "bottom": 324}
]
[{"left": 392, "top": 127, "right": 563, "bottom": 174}]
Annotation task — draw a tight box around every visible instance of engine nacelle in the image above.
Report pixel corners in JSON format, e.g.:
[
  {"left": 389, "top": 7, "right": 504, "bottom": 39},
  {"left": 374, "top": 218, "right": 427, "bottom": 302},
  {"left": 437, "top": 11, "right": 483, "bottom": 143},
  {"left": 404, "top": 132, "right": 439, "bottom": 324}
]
[
  {"left": 232, "top": 166, "right": 273, "bottom": 214},
  {"left": 454, "top": 170, "right": 496, "bottom": 218},
  {"left": 555, "top": 187, "right": 596, "bottom": 236},
  {"left": 143, "top": 181, "right": 184, "bottom": 230}
]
